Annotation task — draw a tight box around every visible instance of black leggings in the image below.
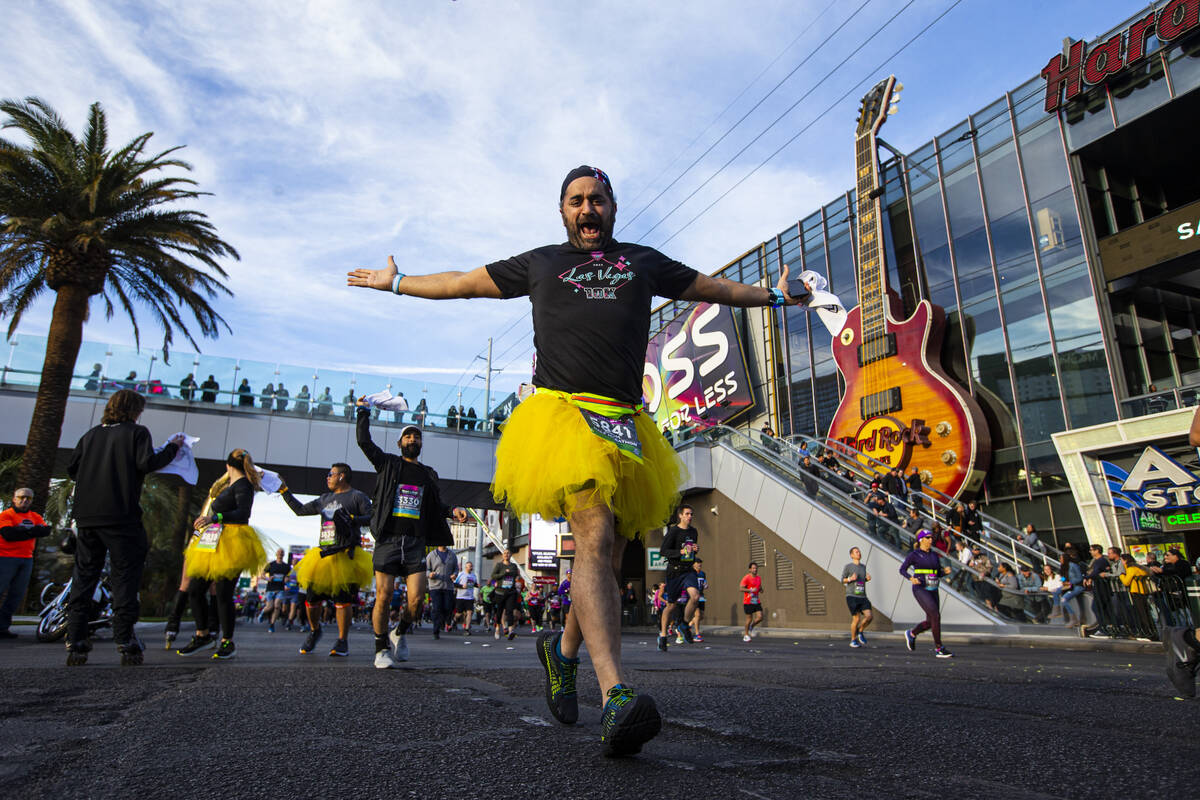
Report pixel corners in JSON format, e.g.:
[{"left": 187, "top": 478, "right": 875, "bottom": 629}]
[
  {"left": 911, "top": 587, "right": 942, "bottom": 647},
  {"left": 189, "top": 577, "right": 237, "bottom": 640},
  {"left": 493, "top": 592, "right": 518, "bottom": 628}
]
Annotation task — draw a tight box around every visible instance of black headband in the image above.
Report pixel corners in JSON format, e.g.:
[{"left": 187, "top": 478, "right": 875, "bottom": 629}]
[{"left": 560, "top": 165, "right": 615, "bottom": 203}]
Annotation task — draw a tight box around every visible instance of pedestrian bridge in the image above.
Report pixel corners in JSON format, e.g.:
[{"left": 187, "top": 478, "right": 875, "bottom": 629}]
[{"left": 0, "top": 385, "right": 504, "bottom": 507}]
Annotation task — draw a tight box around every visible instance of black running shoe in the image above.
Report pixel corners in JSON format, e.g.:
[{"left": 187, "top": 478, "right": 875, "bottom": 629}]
[
  {"left": 329, "top": 638, "right": 349, "bottom": 657},
  {"left": 1164, "top": 627, "right": 1199, "bottom": 698},
  {"left": 657, "top": 635, "right": 668, "bottom": 652},
  {"left": 677, "top": 623, "right": 694, "bottom": 644},
  {"left": 65, "top": 642, "right": 90, "bottom": 666},
  {"left": 433, "top": 627, "right": 440, "bottom": 640},
  {"left": 536, "top": 631, "right": 579, "bottom": 724},
  {"left": 164, "top": 630, "right": 177, "bottom": 651},
  {"left": 507, "top": 629, "right": 516, "bottom": 641},
  {"left": 212, "top": 639, "right": 236, "bottom": 660},
  {"left": 118, "top": 638, "right": 144, "bottom": 666},
  {"left": 300, "top": 627, "right": 323, "bottom": 654},
  {"left": 176, "top": 634, "right": 216, "bottom": 656},
  {"left": 600, "top": 685, "right": 662, "bottom": 757}
]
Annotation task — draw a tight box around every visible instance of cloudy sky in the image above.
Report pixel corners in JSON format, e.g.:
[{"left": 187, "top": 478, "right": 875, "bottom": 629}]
[{"left": 3, "top": 0, "right": 1135, "bottom": 414}]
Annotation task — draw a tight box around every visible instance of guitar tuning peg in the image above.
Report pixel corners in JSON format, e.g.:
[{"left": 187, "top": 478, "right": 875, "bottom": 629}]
[
  {"left": 894, "top": 82, "right": 904, "bottom": 92},
  {"left": 888, "top": 104, "right": 899, "bottom": 115}
]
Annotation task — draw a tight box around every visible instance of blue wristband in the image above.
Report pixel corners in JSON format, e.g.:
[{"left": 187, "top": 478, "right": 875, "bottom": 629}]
[
  {"left": 767, "top": 287, "right": 786, "bottom": 307},
  {"left": 391, "top": 273, "right": 407, "bottom": 294}
]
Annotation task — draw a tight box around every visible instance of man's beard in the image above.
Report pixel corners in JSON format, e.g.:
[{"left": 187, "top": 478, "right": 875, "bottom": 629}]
[
  {"left": 401, "top": 442, "right": 421, "bottom": 459},
  {"left": 565, "top": 213, "right": 615, "bottom": 249}
]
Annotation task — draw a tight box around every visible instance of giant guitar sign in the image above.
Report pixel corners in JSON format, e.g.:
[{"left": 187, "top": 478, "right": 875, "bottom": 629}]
[{"left": 826, "top": 77, "right": 991, "bottom": 500}]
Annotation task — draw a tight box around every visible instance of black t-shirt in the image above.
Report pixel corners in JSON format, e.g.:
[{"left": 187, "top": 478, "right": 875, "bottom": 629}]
[
  {"left": 485, "top": 242, "right": 699, "bottom": 404},
  {"left": 381, "top": 460, "right": 430, "bottom": 540},
  {"left": 265, "top": 560, "right": 290, "bottom": 591},
  {"left": 661, "top": 525, "right": 699, "bottom": 577},
  {"left": 491, "top": 562, "right": 521, "bottom": 596}
]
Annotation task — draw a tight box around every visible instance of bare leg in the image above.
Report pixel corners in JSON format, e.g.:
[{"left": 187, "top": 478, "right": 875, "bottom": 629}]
[
  {"left": 335, "top": 605, "right": 352, "bottom": 639},
  {"left": 306, "top": 603, "right": 322, "bottom": 631},
  {"left": 404, "top": 572, "right": 427, "bottom": 631},
  {"left": 859, "top": 608, "right": 873, "bottom": 631},
  {"left": 373, "top": 573, "right": 395, "bottom": 636},
  {"left": 682, "top": 587, "right": 700, "bottom": 628},
  {"left": 561, "top": 502, "right": 624, "bottom": 697}
]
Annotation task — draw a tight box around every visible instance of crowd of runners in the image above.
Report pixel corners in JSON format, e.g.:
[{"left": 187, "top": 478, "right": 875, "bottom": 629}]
[{"left": 18, "top": 165, "right": 1199, "bottom": 761}]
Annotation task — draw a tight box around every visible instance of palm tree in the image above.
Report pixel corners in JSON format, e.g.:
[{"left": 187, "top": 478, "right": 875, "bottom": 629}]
[{"left": 0, "top": 97, "right": 238, "bottom": 511}]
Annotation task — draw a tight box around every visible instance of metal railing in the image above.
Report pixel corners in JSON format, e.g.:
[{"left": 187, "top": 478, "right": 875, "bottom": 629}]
[
  {"left": 682, "top": 423, "right": 1014, "bottom": 623},
  {"left": 777, "top": 431, "right": 1061, "bottom": 573},
  {"left": 0, "top": 368, "right": 504, "bottom": 436},
  {"left": 1118, "top": 382, "right": 1200, "bottom": 419},
  {"left": 1070, "top": 574, "right": 1198, "bottom": 641}
]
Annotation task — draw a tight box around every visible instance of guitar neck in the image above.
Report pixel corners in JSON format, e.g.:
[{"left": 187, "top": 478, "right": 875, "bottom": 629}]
[{"left": 854, "top": 130, "right": 887, "bottom": 337}]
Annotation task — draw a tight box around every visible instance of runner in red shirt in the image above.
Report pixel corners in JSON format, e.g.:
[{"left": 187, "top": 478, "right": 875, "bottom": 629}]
[{"left": 739, "top": 562, "right": 764, "bottom": 642}]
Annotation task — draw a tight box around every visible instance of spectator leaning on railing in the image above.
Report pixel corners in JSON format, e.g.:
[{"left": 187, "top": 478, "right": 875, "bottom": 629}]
[{"left": 1118, "top": 554, "right": 1155, "bottom": 638}]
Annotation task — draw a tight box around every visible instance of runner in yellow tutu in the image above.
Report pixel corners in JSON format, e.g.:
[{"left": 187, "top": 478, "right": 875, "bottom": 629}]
[
  {"left": 348, "top": 165, "right": 801, "bottom": 756},
  {"left": 176, "top": 449, "right": 269, "bottom": 660},
  {"left": 279, "top": 462, "right": 373, "bottom": 658}
]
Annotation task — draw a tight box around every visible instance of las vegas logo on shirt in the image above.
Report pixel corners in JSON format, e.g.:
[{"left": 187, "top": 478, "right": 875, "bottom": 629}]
[{"left": 558, "top": 252, "right": 635, "bottom": 300}]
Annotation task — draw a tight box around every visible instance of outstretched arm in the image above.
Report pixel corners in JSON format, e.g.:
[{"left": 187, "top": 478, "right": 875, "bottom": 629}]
[
  {"left": 679, "top": 263, "right": 802, "bottom": 308},
  {"left": 347, "top": 256, "right": 504, "bottom": 299}
]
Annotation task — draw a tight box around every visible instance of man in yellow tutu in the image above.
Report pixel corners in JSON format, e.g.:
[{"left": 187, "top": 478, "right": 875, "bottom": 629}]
[
  {"left": 279, "top": 462, "right": 373, "bottom": 658},
  {"left": 348, "top": 165, "right": 802, "bottom": 755}
]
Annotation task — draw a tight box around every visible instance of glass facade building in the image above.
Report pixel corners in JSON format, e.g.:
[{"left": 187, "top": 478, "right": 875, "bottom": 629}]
[{"left": 651, "top": 1, "right": 1200, "bottom": 545}]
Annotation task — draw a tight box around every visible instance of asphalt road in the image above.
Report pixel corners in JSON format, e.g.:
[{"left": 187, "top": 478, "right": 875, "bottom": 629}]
[{"left": 1, "top": 622, "right": 1196, "bottom": 799}]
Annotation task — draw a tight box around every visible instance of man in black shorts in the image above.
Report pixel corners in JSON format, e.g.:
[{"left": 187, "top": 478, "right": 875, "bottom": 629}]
[
  {"left": 357, "top": 409, "right": 466, "bottom": 668},
  {"left": 260, "top": 549, "right": 290, "bottom": 633},
  {"left": 841, "top": 546, "right": 873, "bottom": 648},
  {"left": 280, "top": 462, "right": 372, "bottom": 657},
  {"left": 659, "top": 505, "right": 700, "bottom": 651},
  {"left": 739, "top": 562, "right": 764, "bottom": 642}
]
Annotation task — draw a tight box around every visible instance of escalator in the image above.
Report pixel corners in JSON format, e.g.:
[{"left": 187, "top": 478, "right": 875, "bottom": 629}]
[{"left": 674, "top": 425, "right": 1036, "bottom": 631}]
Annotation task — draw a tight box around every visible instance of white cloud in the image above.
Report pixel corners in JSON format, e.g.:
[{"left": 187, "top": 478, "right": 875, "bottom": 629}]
[{"left": 3, "top": 0, "right": 1141, "bottom": 407}]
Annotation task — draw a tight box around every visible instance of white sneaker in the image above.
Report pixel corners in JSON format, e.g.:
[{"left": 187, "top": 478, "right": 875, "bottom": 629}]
[
  {"left": 395, "top": 635, "right": 409, "bottom": 662},
  {"left": 742, "top": 634, "right": 751, "bottom": 643},
  {"left": 374, "top": 650, "right": 396, "bottom": 669},
  {"left": 494, "top": 627, "right": 500, "bottom": 640},
  {"left": 750, "top": 628, "right": 759, "bottom": 638},
  {"left": 388, "top": 625, "right": 403, "bottom": 660}
]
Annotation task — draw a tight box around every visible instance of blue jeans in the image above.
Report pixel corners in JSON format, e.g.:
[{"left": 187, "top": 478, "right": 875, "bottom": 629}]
[
  {"left": 0, "top": 556, "right": 34, "bottom": 631},
  {"left": 1060, "top": 585, "right": 1084, "bottom": 618}
]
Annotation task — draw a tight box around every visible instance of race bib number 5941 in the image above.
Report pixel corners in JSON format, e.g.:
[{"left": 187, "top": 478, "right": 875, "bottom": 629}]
[{"left": 580, "top": 409, "right": 642, "bottom": 461}]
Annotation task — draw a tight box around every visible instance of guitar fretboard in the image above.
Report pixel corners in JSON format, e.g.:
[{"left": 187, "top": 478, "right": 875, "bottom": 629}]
[{"left": 854, "top": 132, "right": 887, "bottom": 343}]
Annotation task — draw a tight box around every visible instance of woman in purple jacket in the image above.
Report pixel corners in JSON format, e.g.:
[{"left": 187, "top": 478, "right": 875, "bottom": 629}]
[{"left": 899, "top": 530, "right": 955, "bottom": 659}]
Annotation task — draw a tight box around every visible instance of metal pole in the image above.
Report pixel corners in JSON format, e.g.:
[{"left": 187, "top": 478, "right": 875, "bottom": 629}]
[
  {"left": 484, "top": 336, "right": 493, "bottom": 431},
  {"left": 475, "top": 513, "right": 485, "bottom": 577}
]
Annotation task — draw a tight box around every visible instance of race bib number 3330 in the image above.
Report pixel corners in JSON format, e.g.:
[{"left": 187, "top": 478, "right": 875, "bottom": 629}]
[{"left": 392, "top": 484, "right": 423, "bottom": 519}]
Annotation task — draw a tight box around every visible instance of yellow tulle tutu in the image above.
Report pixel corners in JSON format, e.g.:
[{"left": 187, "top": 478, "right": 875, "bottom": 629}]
[
  {"left": 295, "top": 546, "right": 373, "bottom": 596},
  {"left": 491, "top": 390, "right": 685, "bottom": 539},
  {"left": 185, "top": 524, "right": 268, "bottom": 580}
]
